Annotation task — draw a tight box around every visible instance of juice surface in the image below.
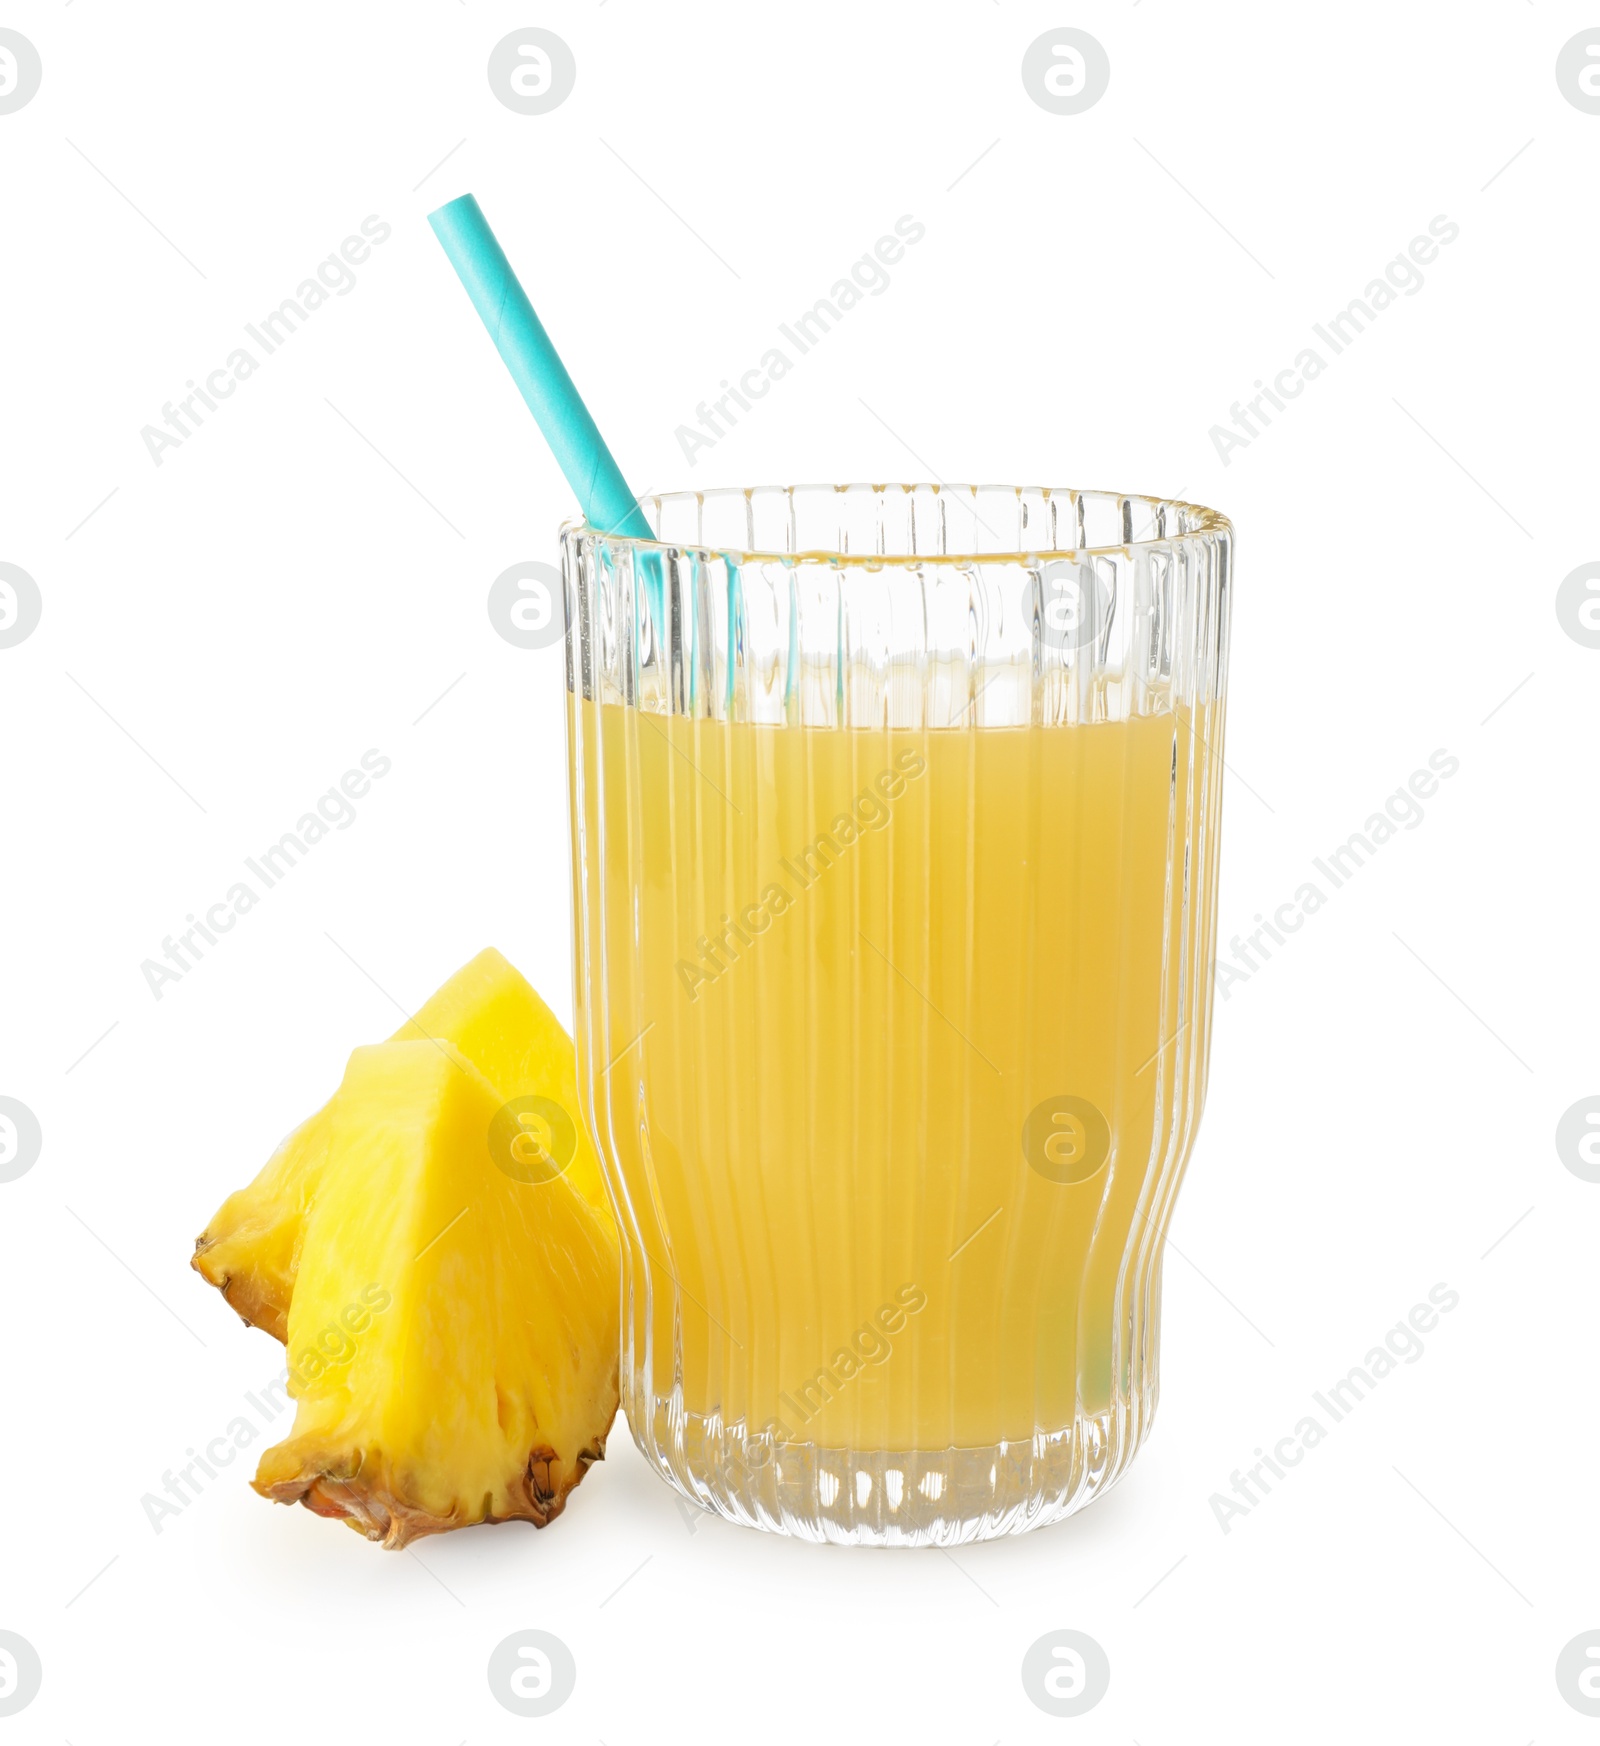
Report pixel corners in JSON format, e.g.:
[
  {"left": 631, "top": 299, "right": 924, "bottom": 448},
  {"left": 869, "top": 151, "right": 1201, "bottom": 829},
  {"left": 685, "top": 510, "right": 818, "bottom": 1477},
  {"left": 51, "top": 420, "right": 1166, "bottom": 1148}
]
[{"left": 570, "top": 696, "right": 1208, "bottom": 1451}]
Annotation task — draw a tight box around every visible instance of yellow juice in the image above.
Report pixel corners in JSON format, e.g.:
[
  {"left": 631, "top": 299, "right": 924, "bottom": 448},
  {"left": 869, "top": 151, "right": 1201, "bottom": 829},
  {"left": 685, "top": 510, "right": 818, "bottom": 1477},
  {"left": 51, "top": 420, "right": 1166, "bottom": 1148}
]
[{"left": 570, "top": 695, "right": 1213, "bottom": 1456}]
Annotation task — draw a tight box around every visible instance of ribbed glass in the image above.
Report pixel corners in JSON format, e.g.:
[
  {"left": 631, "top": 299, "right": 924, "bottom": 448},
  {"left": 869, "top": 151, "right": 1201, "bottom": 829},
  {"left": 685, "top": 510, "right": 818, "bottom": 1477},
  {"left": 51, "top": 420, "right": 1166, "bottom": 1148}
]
[{"left": 563, "top": 485, "right": 1232, "bottom": 1545}]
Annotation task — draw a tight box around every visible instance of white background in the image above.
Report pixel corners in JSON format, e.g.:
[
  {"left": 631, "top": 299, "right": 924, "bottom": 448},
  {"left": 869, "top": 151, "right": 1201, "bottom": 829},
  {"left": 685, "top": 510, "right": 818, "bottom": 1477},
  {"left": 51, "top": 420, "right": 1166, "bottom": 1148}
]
[{"left": 3, "top": 2, "right": 1597, "bottom": 1738}]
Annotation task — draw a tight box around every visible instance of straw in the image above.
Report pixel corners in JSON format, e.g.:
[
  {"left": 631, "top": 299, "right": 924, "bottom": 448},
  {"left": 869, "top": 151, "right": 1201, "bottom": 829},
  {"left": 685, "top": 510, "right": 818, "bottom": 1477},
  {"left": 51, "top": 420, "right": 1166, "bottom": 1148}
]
[{"left": 427, "top": 193, "right": 654, "bottom": 544}]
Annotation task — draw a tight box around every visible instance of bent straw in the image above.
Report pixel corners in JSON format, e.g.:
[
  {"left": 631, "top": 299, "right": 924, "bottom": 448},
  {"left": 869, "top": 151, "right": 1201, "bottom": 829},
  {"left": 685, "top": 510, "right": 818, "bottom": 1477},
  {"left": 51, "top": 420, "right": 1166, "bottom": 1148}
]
[{"left": 427, "top": 192, "right": 656, "bottom": 549}]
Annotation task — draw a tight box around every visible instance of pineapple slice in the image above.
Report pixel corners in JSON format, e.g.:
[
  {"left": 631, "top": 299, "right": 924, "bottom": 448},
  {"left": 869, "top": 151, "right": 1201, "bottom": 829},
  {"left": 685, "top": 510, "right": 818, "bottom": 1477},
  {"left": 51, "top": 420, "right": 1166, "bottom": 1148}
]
[
  {"left": 252, "top": 1040, "right": 620, "bottom": 1545},
  {"left": 193, "top": 948, "right": 608, "bottom": 1341}
]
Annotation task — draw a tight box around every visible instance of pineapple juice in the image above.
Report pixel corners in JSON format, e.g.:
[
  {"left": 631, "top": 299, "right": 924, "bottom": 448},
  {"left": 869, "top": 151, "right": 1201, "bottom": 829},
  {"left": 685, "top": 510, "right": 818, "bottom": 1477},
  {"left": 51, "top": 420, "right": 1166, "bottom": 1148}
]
[{"left": 570, "top": 695, "right": 1206, "bottom": 1455}]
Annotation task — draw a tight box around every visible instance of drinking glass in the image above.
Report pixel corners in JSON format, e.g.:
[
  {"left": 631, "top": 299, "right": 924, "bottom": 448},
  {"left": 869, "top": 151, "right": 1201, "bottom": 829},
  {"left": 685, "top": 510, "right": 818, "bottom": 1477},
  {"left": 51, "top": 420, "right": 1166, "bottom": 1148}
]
[{"left": 563, "top": 484, "right": 1232, "bottom": 1545}]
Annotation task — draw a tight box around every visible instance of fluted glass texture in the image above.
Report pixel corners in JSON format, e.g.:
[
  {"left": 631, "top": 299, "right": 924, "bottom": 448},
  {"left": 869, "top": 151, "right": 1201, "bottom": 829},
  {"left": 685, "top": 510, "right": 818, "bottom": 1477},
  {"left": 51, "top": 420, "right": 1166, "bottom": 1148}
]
[{"left": 564, "top": 485, "right": 1232, "bottom": 1545}]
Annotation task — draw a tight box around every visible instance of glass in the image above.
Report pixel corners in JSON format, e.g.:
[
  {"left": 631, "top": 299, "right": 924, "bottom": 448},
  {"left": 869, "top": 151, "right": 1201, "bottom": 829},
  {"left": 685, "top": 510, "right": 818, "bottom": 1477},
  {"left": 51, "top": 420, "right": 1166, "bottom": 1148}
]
[{"left": 563, "top": 484, "right": 1233, "bottom": 1545}]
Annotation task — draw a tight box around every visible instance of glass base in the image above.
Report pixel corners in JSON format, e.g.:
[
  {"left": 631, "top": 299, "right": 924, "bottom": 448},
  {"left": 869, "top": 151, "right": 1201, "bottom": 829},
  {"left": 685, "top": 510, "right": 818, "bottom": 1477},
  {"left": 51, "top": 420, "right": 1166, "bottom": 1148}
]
[{"left": 627, "top": 1378, "right": 1158, "bottom": 1547}]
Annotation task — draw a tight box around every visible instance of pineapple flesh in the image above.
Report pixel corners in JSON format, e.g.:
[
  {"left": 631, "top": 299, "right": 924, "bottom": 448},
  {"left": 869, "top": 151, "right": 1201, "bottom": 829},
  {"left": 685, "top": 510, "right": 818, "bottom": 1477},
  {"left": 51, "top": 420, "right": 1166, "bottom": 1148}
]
[
  {"left": 193, "top": 948, "right": 609, "bottom": 1342},
  {"left": 252, "top": 1040, "right": 620, "bottom": 1545}
]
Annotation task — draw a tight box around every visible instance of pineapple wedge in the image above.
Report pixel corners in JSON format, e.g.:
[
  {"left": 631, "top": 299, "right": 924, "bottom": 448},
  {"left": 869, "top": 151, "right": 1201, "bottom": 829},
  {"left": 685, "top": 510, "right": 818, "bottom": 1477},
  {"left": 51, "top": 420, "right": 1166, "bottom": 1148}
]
[
  {"left": 193, "top": 948, "right": 608, "bottom": 1341},
  {"left": 253, "top": 1040, "right": 620, "bottom": 1546}
]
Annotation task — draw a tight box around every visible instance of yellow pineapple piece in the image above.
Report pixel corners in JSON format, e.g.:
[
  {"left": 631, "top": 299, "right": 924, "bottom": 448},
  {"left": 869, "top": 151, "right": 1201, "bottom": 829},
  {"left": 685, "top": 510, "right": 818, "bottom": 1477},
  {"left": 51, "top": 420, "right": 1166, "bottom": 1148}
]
[
  {"left": 252, "top": 1040, "right": 620, "bottom": 1546},
  {"left": 193, "top": 948, "right": 608, "bottom": 1341}
]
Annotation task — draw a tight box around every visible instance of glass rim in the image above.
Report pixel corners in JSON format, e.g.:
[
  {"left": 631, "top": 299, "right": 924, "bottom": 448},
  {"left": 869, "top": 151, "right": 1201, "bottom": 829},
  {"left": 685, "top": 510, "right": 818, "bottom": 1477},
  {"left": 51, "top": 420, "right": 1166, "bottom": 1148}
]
[{"left": 563, "top": 483, "right": 1231, "bottom": 567}]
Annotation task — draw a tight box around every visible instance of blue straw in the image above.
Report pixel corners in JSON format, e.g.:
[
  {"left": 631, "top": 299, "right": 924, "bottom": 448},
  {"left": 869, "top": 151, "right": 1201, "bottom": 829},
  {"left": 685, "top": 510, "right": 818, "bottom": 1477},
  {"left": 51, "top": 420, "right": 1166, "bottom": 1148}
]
[{"left": 427, "top": 193, "right": 654, "bottom": 546}]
